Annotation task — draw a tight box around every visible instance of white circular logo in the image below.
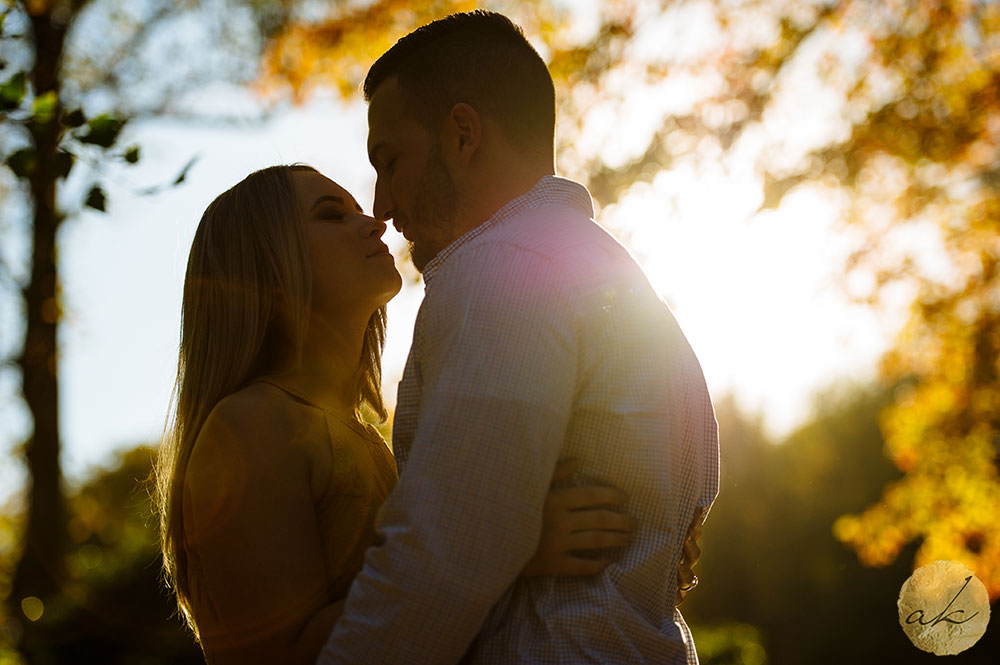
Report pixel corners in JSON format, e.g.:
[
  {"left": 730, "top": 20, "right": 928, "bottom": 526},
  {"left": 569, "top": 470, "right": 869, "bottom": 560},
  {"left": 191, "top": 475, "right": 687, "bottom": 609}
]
[{"left": 897, "top": 560, "right": 991, "bottom": 656}]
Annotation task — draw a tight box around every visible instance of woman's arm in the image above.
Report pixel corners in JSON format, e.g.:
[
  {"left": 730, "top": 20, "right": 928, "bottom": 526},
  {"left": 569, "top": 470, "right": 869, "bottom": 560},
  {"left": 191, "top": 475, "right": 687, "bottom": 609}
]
[
  {"left": 182, "top": 390, "right": 333, "bottom": 665},
  {"left": 522, "top": 459, "right": 635, "bottom": 576},
  {"left": 525, "top": 460, "right": 704, "bottom": 598},
  {"left": 293, "top": 598, "right": 346, "bottom": 664}
]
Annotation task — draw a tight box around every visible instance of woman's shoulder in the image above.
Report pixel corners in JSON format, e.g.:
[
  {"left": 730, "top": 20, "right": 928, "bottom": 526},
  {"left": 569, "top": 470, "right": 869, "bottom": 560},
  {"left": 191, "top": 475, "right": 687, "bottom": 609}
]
[
  {"left": 187, "top": 383, "right": 326, "bottom": 490},
  {"left": 206, "top": 382, "right": 327, "bottom": 442}
]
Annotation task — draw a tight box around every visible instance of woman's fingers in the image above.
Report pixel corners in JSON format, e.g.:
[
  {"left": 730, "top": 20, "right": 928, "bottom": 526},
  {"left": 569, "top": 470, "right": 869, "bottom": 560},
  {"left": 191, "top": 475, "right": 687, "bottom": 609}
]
[
  {"left": 683, "top": 533, "right": 701, "bottom": 565},
  {"left": 566, "top": 529, "right": 632, "bottom": 550},
  {"left": 549, "top": 458, "right": 580, "bottom": 485},
  {"left": 677, "top": 559, "right": 698, "bottom": 589},
  {"left": 548, "top": 484, "right": 629, "bottom": 512},
  {"left": 560, "top": 508, "right": 634, "bottom": 534},
  {"left": 528, "top": 463, "right": 635, "bottom": 577},
  {"left": 675, "top": 507, "right": 706, "bottom": 605},
  {"left": 681, "top": 507, "right": 704, "bottom": 568}
]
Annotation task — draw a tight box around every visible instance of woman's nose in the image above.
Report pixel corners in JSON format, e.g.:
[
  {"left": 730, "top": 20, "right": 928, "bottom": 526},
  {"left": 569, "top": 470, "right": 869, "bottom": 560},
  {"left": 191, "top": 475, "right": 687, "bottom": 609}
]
[{"left": 361, "top": 215, "right": 387, "bottom": 238}]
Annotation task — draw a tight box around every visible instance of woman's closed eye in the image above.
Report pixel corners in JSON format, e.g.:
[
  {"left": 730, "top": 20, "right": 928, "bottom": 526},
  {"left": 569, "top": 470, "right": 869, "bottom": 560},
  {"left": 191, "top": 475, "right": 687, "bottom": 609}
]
[{"left": 318, "top": 208, "right": 345, "bottom": 221}]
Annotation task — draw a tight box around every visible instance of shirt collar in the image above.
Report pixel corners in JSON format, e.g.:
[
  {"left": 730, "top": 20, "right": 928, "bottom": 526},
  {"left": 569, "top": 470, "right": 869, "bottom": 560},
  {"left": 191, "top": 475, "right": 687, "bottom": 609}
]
[{"left": 421, "top": 176, "right": 595, "bottom": 284}]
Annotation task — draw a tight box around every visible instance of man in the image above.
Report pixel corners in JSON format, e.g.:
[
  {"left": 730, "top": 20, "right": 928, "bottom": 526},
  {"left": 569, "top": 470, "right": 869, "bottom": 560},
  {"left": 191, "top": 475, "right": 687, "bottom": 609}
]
[{"left": 319, "top": 10, "right": 719, "bottom": 664}]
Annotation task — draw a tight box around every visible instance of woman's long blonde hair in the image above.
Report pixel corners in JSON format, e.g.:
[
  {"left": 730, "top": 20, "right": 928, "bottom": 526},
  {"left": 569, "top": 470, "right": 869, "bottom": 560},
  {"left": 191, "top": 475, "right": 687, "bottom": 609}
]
[{"left": 154, "top": 164, "right": 388, "bottom": 635}]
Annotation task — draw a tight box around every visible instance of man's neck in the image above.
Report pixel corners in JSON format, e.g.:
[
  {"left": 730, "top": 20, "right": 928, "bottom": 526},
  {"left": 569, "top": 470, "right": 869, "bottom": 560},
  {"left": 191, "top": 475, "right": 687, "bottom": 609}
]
[{"left": 454, "top": 162, "right": 555, "bottom": 237}]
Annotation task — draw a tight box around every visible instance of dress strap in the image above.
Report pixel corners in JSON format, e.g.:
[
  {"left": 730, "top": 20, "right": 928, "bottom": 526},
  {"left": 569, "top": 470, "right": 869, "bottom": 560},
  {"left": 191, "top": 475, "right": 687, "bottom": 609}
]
[
  {"left": 255, "top": 377, "right": 385, "bottom": 445},
  {"left": 256, "top": 377, "right": 320, "bottom": 409}
]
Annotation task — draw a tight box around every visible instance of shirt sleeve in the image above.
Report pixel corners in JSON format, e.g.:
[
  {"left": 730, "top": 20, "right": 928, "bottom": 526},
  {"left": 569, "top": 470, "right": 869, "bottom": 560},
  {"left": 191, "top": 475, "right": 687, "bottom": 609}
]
[{"left": 318, "top": 243, "right": 578, "bottom": 664}]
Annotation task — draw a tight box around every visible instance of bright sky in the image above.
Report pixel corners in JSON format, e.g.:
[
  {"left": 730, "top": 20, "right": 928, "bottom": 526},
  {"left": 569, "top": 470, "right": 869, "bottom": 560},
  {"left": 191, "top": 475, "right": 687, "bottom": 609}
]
[
  {"left": 0, "top": 2, "right": 911, "bottom": 498},
  {"left": 0, "top": 91, "right": 902, "bottom": 499}
]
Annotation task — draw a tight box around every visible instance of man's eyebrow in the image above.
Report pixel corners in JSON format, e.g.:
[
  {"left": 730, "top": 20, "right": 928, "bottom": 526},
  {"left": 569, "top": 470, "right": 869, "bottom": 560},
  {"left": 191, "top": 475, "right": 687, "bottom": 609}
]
[{"left": 311, "top": 195, "right": 344, "bottom": 210}]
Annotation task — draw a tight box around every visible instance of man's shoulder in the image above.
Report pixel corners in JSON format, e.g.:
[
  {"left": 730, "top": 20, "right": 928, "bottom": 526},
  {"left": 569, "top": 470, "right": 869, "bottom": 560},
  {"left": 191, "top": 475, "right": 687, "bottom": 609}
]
[{"left": 444, "top": 209, "right": 634, "bottom": 286}]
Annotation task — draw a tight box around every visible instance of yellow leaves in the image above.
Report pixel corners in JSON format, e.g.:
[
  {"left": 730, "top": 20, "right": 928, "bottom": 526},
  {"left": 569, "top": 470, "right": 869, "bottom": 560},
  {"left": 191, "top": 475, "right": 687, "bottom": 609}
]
[
  {"left": 832, "top": 514, "right": 862, "bottom": 547},
  {"left": 833, "top": 499, "right": 907, "bottom": 567},
  {"left": 547, "top": 47, "right": 591, "bottom": 85},
  {"left": 840, "top": 285, "right": 1000, "bottom": 598},
  {"left": 840, "top": 389, "right": 1000, "bottom": 598},
  {"left": 257, "top": 1, "right": 568, "bottom": 104}
]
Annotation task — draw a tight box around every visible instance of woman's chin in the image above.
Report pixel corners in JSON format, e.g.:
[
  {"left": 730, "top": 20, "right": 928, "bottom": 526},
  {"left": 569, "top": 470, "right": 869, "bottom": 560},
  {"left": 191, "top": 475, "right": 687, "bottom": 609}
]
[
  {"left": 379, "top": 289, "right": 402, "bottom": 308},
  {"left": 383, "top": 273, "right": 404, "bottom": 303}
]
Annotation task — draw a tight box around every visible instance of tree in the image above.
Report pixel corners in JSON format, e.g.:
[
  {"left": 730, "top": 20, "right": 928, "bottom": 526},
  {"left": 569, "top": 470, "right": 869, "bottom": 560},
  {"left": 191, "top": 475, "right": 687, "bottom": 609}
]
[
  {"left": 0, "top": 446, "right": 203, "bottom": 663},
  {"left": 257, "top": 0, "right": 1000, "bottom": 596},
  {"left": 1, "top": 5, "right": 135, "bottom": 658},
  {"left": 0, "top": 1, "right": 282, "bottom": 660},
  {"left": 685, "top": 386, "right": 999, "bottom": 664},
  {"left": 5, "top": 0, "right": 996, "bottom": 657}
]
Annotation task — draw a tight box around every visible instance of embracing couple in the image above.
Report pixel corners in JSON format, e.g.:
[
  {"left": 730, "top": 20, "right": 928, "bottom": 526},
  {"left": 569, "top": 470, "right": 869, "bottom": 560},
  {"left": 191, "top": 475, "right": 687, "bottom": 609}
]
[{"left": 155, "top": 10, "right": 719, "bottom": 665}]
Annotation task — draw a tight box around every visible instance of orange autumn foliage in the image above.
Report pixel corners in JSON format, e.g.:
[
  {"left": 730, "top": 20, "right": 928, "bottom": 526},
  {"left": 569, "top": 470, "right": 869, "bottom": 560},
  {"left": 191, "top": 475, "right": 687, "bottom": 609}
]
[{"left": 256, "top": 0, "right": 1000, "bottom": 599}]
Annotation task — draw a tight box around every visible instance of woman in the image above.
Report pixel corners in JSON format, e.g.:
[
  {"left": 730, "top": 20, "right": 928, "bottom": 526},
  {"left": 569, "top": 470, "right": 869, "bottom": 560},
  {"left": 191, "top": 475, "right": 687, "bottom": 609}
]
[{"left": 155, "top": 165, "right": 636, "bottom": 664}]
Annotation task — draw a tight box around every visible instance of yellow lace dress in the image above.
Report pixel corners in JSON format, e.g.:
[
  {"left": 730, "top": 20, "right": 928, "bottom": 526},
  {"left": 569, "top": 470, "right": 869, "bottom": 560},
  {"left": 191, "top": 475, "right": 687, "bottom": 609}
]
[{"left": 184, "top": 378, "right": 398, "bottom": 660}]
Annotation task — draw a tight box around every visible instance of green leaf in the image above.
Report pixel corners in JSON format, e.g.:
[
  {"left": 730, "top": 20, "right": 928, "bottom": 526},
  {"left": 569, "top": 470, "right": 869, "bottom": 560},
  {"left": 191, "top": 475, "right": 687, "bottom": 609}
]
[
  {"left": 5, "top": 148, "right": 36, "bottom": 178},
  {"left": 32, "top": 91, "right": 58, "bottom": 125},
  {"left": 173, "top": 156, "right": 199, "bottom": 185},
  {"left": 78, "top": 114, "right": 126, "bottom": 148},
  {"left": 84, "top": 185, "right": 107, "bottom": 212},
  {"left": 123, "top": 145, "right": 139, "bottom": 164},
  {"left": 0, "top": 71, "right": 26, "bottom": 112},
  {"left": 61, "top": 108, "right": 86, "bottom": 128},
  {"left": 55, "top": 150, "right": 74, "bottom": 179}
]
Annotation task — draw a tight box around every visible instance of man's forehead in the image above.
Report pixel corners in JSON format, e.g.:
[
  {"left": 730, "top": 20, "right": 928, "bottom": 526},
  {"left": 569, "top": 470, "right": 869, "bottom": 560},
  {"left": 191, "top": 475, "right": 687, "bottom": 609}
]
[
  {"left": 367, "top": 96, "right": 394, "bottom": 159},
  {"left": 367, "top": 77, "right": 402, "bottom": 132},
  {"left": 367, "top": 77, "right": 429, "bottom": 144}
]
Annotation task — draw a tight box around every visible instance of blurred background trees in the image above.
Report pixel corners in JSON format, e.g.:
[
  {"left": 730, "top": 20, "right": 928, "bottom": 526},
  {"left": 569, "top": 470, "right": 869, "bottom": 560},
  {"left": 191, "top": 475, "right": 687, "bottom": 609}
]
[
  {"left": 261, "top": 0, "right": 1000, "bottom": 595},
  {"left": 1, "top": 0, "right": 997, "bottom": 663},
  {"left": 1, "top": 1, "right": 139, "bottom": 659},
  {"left": 0, "top": 1, "right": 253, "bottom": 659}
]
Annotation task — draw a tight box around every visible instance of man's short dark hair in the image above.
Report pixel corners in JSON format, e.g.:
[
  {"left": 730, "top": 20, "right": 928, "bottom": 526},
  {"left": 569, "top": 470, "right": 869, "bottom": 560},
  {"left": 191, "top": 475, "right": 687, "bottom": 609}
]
[{"left": 363, "top": 10, "right": 555, "bottom": 158}]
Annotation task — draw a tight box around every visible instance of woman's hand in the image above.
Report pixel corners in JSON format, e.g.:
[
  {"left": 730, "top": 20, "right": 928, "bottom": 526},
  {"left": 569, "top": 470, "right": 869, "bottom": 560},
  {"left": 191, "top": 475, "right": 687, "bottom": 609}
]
[
  {"left": 675, "top": 506, "right": 705, "bottom": 606},
  {"left": 522, "top": 459, "right": 634, "bottom": 576}
]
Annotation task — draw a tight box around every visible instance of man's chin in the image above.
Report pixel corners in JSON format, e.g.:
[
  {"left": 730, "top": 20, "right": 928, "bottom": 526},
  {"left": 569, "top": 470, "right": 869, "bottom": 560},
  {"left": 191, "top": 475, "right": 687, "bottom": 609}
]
[{"left": 409, "top": 241, "right": 432, "bottom": 273}]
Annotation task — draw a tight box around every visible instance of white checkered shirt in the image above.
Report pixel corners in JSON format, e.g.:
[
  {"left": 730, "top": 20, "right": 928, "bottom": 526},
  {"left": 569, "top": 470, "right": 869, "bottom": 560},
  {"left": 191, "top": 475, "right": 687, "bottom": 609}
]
[{"left": 319, "top": 176, "right": 719, "bottom": 664}]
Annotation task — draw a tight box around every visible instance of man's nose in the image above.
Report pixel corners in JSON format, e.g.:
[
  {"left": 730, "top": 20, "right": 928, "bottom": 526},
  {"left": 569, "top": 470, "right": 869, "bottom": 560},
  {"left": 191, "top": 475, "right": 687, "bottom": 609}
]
[{"left": 372, "top": 180, "right": 394, "bottom": 224}]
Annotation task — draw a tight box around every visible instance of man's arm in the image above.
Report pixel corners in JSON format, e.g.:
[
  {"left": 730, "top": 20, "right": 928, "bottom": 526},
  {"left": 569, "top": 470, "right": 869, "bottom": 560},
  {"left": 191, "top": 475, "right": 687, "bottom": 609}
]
[{"left": 319, "top": 245, "right": 578, "bottom": 663}]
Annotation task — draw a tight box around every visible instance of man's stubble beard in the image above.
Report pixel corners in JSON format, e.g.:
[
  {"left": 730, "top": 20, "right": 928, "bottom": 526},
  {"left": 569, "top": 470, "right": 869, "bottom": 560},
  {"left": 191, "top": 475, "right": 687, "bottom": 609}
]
[{"left": 410, "top": 144, "right": 460, "bottom": 273}]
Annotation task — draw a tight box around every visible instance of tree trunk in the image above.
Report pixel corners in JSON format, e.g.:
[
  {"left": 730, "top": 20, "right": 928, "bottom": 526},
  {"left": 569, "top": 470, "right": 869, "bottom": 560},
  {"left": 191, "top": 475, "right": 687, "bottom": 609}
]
[{"left": 9, "top": 7, "right": 70, "bottom": 662}]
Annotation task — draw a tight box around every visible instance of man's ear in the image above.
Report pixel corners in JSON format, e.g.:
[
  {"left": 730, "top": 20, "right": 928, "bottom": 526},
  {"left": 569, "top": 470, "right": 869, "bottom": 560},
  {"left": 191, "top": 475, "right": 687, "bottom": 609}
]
[{"left": 444, "top": 102, "right": 482, "bottom": 164}]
